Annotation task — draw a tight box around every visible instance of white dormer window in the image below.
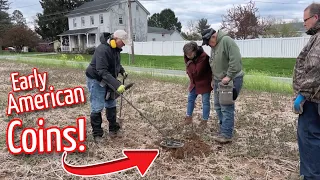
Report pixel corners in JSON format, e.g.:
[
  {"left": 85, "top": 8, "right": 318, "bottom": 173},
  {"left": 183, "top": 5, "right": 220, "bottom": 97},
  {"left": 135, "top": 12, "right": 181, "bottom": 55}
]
[
  {"left": 99, "top": 14, "right": 103, "bottom": 24},
  {"left": 119, "top": 16, "right": 123, "bottom": 25},
  {"left": 90, "top": 16, "right": 94, "bottom": 25},
  {"left": 81, "top": 17, "right": 85, "bottom": 27},
  {"left": 73, "top": 18, "right": 77, "bottom": 27}
]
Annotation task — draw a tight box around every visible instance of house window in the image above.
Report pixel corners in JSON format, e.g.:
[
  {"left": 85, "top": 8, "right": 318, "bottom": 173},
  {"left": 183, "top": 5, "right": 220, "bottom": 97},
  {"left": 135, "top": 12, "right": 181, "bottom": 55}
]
[
  {"left": 136, "top": 5, "right": 139, "bottom": 11},
  {"left": 73, "top": 18, "right": 77, "bottom": 27},
  {"left": 119, "top": 3, "right": 122, "bottom": 9},
  {"left": 152, "top": 38, "right": 156, "bottom": 41},
  {"left": 99, "top": 14, "right": 103, "bottom": 24},
  {"left": 119, "top": 16, "right": 123, "bottom": 24},
  {"left": 92, "top": 34, "right": 96, "bottom": 44},
  {"left": 81, "top": 17, "right": 85, "bottom": 27},
  {"left": 90, "top": 16, "right": 94, "bottom": 25}
]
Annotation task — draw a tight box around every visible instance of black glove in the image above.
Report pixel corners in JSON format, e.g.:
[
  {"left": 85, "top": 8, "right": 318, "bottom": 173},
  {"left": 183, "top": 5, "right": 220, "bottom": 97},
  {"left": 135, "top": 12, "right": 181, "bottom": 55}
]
[
  {"left": 121, "top": 71, "right": 128, "bottom": 79},
  {"left": 201, "top": 28, "right": 216, "bottom": 46}
]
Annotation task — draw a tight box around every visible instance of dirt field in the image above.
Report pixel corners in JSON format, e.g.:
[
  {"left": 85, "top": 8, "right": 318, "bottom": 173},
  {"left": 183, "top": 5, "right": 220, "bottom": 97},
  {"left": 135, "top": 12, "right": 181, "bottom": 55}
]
[{"left": 0, "top": 60, "right": 300, "bottom": 180}]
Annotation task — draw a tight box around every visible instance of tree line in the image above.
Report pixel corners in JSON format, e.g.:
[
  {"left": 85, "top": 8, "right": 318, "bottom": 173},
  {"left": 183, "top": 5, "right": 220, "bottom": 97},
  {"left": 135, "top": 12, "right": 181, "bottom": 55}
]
[
  {"left": 147, "top": 1, "right": 301, "bottom": 40},
  {"left": 0, "top": 0, "right": 302, "bottom": 51}
]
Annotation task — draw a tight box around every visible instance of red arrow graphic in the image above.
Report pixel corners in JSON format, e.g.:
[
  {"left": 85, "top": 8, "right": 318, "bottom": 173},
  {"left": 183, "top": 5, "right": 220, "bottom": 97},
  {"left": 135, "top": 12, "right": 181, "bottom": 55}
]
[{"left": 62, "top": 149, "right": 159, "bottom": 177}]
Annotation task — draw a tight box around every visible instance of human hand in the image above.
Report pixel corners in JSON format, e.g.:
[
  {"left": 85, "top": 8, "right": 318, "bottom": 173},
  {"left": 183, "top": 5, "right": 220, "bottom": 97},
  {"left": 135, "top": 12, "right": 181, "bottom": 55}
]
[
  {"left": 222, "top": 76, "right": 231, "bottom": 85},
  {"left": 117, "top": 85, "right": 126, "bottom": 93},
  {"left": 293, "top": 93, "right": 305, "bottom": 114},
  {"left": 121, "top": 72, "right": 128, "bottom": 79},
  {"left": 186, "top": 60, "right": 193, "bottom": 67},
  {"left": 211, "top": 80, "right": 214, "bottom": 88}
]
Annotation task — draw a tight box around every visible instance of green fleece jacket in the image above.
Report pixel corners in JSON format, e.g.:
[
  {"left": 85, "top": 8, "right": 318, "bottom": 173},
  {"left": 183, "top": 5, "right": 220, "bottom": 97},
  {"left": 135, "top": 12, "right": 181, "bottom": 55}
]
[{"left": 209, "top": 30, "right": 244, "bottom": 80}]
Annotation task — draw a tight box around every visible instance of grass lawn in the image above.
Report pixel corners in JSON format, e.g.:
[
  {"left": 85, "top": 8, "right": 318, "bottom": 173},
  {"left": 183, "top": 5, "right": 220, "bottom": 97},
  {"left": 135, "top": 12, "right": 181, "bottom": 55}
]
[
  {"left": 0, "top": 51, "right": 48, "bottom": 55},
  {"left": 3, "top": 58, "right": 293, "bottom": 94},
  {"left": 23, "top": 53, "right": 296, "bottom": 77}
]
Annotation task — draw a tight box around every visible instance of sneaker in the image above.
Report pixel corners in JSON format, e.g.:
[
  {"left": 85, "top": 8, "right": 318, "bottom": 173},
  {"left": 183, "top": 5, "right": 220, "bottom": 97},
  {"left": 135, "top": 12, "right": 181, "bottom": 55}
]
[
  {"left": 94, "top": 136, "right": 104, "bottom": 143},
  {"left": 213, "top": 134, "right": 232, "bottom": 144}
]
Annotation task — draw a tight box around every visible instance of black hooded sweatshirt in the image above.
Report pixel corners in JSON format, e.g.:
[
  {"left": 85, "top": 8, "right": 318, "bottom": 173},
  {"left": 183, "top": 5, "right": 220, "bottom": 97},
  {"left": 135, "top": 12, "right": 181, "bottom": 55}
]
[{"left": 85, "top": 33, "right": 125, "bottom": 91}]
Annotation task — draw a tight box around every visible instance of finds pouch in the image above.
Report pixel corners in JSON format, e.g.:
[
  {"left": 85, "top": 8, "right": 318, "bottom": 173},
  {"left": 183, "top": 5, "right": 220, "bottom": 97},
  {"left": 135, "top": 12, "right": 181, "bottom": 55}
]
[{"left": 218, "top": 81, "right": 234, "bottom": 105}]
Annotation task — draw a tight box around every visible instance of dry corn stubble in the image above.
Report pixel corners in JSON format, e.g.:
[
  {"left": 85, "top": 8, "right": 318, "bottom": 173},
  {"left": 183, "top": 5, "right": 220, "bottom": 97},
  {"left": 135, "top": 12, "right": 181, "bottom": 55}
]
[{"left": 0, "top": 60, "right": 299, "bottom": 180}]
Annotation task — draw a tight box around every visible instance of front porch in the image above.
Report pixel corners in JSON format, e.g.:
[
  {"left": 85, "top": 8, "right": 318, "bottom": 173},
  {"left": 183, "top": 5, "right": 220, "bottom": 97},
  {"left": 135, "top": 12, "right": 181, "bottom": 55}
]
[{"left": 58, "top": 28, "right": 99, "bottom": 53}]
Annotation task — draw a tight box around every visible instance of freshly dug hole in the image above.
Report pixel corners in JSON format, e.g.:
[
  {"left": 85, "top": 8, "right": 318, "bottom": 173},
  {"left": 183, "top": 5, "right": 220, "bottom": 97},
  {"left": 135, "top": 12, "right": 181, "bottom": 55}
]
[{"left": 157, "top": 134, "right": 212, "bottom": 159}]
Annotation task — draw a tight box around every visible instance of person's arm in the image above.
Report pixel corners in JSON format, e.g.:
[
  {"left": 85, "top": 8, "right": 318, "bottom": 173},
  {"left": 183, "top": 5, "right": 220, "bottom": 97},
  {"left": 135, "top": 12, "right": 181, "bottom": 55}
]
[
  {"left": 298, "top": 36, "right": 320, "bottom": 99},
  {"left": 96, "top": 47, "right": 121, "bottom": 90},
  {"left": 120, "top": 64, "right": 125, "bottom": 74},
  {"left": 224, "top": 37, "right": 242, "bottom": 79},
  {"left": 293, "top": 46, "right": 308, "bottom": 96},
  {"left": 187, "top": 54, "right": 211, "bottom": 78}
]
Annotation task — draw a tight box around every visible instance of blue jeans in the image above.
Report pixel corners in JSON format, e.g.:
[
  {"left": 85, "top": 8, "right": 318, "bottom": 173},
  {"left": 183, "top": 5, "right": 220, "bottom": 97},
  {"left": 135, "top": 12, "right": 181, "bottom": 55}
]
[
  {"left": 298, "top": 101, "right": 320, "bottom": 179},
  {"left": 86, "top": 77, "right": 116, "bottom": 113},
  {"left": 186, "top": 88, "right": 211, "bottom": 120},
  {"left": 214, "top": 76, "right": 243, "bottom": 138}
]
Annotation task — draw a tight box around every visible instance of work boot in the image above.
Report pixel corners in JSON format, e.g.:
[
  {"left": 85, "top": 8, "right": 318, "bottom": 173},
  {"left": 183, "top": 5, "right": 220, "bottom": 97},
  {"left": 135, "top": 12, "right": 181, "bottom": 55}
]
[
  {"left": 94, "top": 136, "right": 104, "bottom": 143},
  {"left": 107, "top": 107, "right": 121, "bottom": 137},
  {"left": 90, "top": 112, "right": 104, "bottom": 138},
  {"left": 198, "top": 120, "right": 208, "bottom": 129},
  {"left": 184, "top": 116, "right": 192, "bottom": 125},
  {"left": 213, "top": 134, "right": 232, "bottom": 144}
]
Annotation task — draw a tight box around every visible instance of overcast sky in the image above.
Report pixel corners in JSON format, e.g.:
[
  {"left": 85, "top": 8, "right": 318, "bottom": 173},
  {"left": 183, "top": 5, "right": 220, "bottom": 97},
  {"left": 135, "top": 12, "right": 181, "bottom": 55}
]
[{"left": 7, "top": 0, "right": 313, "bottom": 31}]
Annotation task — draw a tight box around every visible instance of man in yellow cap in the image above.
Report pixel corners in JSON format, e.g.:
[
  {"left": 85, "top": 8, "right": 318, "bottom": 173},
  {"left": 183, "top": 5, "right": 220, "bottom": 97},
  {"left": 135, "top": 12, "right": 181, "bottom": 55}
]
[{"left": 85, "top": 29, "right": 131, "bottom": 143}]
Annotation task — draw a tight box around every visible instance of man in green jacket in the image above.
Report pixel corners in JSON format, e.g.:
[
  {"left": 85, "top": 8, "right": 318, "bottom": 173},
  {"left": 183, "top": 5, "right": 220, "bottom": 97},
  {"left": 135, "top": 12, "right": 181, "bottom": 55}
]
[{"left": 202, "top": 28, "right": 244, "bottom": 143}]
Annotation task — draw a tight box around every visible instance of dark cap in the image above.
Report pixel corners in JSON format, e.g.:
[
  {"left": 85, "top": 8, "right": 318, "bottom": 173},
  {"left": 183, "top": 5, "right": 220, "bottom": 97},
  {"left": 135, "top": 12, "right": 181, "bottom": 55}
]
[{"left": 201, "top": 28, "right": 216, "bottom": 46}]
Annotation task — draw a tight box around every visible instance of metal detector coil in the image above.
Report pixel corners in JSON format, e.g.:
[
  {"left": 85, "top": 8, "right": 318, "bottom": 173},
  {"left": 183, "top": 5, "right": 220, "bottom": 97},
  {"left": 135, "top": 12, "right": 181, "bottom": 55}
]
[{"left": 101, "top": 80, "right": 185, "bottom": 149}]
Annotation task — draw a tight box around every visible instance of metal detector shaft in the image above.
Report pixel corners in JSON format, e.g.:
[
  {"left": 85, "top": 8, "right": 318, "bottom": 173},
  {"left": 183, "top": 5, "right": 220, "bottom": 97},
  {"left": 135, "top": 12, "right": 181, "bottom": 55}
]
[
  {"left": 119, "top": 78, "right": 125, "bottom": 118},
  {"left": 101, "top": 81, "right": 167, "bottom": 137}
]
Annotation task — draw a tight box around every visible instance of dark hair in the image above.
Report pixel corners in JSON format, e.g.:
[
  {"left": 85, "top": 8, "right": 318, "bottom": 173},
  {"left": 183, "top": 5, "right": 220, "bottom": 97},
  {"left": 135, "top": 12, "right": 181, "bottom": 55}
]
[
  {"left": 183, "top": 41, "right": 198, "bottom": 55},
  {"left": 305, "top": 3, "right": 320, "bottom": 18}
]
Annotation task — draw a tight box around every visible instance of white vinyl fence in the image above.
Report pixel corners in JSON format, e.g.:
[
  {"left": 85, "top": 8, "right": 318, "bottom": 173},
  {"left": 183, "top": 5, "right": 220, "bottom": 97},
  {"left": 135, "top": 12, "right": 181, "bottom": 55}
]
[{"left": 122, "top": 36, "right": 311, "bottom": 58}]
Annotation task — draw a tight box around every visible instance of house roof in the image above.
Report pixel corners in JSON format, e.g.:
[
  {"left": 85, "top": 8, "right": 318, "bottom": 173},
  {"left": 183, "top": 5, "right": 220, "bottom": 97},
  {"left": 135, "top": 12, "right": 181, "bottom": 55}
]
[
  {"left": 148, "top": 26, "right": 175, "bottom": 34},
  {"left": 66, "top": 0, "right": 150, "bottom": 17},
  {"left": 58, "top": 27, "right": 97, "bottom": 36}
]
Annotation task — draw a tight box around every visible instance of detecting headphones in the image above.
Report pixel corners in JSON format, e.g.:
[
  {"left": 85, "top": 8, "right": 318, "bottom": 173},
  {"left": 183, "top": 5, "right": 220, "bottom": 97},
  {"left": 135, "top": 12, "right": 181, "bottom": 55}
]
[
  {"left": 110, "top": 39, "right": 116, "bottom": 48},
  {"left": 108, "top": 34, "right": 117, "bottom": 48}
]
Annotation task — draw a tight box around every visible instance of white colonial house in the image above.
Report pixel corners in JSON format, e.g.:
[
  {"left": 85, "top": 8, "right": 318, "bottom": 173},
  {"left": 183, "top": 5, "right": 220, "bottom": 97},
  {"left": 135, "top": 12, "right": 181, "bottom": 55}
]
[
  {"left": 147, "top": 26, "right": 185, "bottom": 41},
  {"left": 58, "top": 0, "right": 150, "bottom": 52}
]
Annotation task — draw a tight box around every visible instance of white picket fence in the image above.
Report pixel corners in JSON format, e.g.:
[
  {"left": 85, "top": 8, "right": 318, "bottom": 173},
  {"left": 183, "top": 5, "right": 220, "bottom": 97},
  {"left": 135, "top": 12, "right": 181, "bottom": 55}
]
[{"left": 122, "top": 36, "right": 311, "bottom": 58}]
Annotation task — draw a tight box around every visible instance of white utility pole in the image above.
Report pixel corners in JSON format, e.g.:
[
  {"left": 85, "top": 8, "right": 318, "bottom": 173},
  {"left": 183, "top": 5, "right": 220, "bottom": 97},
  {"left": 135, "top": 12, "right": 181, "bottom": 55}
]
[{"left": 127, "top": 0, "right": 135, "bottom": 64}]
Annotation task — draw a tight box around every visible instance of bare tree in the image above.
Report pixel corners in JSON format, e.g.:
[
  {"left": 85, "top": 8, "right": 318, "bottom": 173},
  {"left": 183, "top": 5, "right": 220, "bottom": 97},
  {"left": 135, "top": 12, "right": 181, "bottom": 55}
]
[
  {"left": 12, "top": 10, "right": 26, "bottom": 26},
  {"left": 221, "top": 0, "right": 269, "bottom": 39},
  {"left": 182, "top": 20, "right": 201, "bottom": 40}
]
